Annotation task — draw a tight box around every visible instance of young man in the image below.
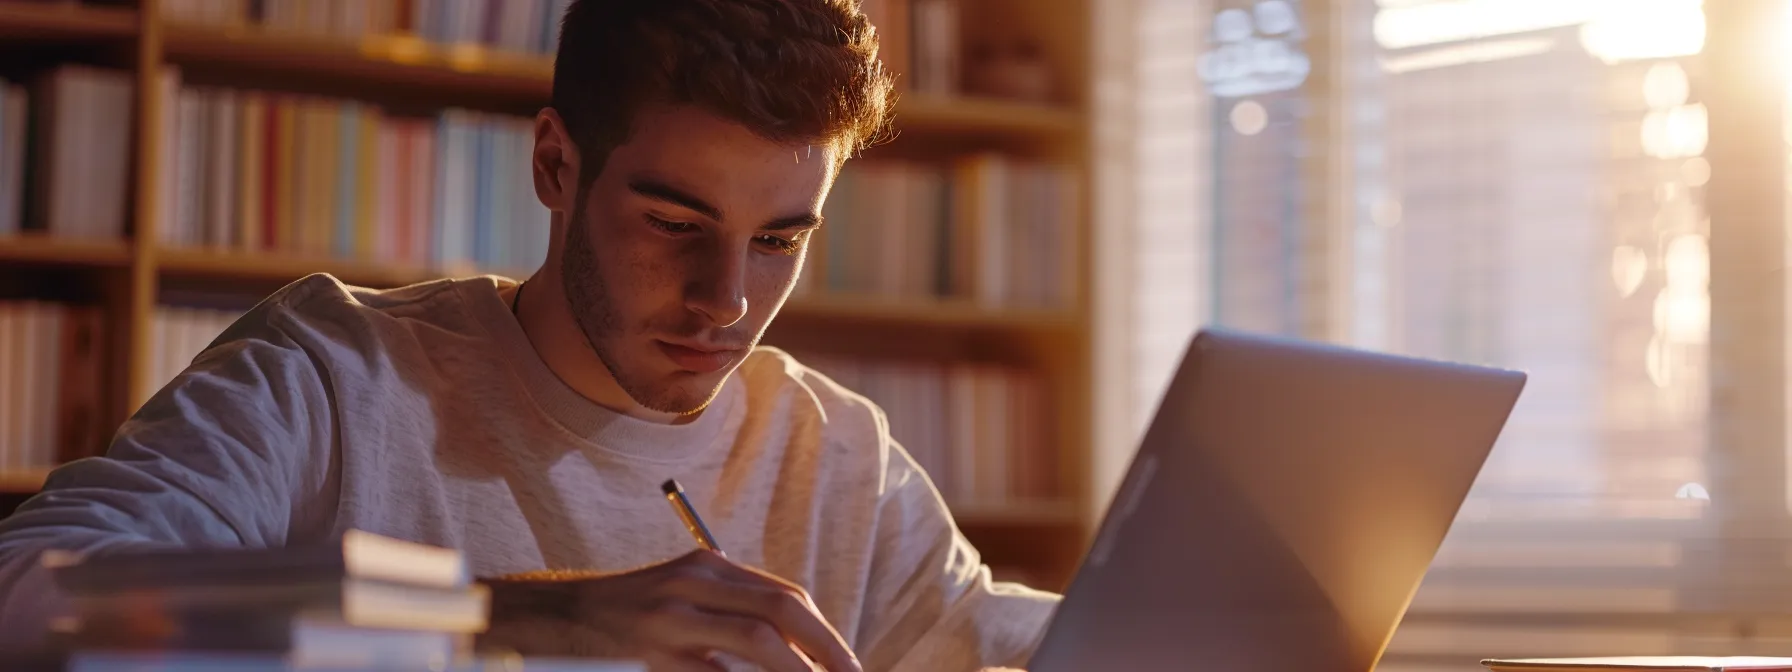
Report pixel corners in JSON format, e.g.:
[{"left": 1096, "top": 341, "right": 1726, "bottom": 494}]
[{"left": 0, "top": 1, "right": 1061, "bottom": 670}]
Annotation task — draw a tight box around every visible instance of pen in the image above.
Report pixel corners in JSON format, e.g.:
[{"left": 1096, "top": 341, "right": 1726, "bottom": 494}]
[{"left": 662, "top": 479, "right": 725, "bottom": 557}]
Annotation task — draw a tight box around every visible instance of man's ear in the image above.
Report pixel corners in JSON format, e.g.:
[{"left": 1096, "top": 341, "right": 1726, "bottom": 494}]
[{"left": 532, "top": 108, "right": 580, "bottom": 213}]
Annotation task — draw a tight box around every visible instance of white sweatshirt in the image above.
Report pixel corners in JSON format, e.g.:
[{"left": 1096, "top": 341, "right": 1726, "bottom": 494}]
[{"left": 0, "top": 274, "right": 1060, "bottom": 671}]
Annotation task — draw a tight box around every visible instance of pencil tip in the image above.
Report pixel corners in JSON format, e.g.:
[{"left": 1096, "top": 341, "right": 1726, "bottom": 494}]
[{"left": 661, "top": 479, "right": 681, "bottom": 495}]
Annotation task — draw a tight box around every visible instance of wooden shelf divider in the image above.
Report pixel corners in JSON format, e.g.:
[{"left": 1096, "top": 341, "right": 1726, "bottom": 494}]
[
  {"left": 0, "top": 1, "right": 137, "bottom": 42},
  {"left": 155, "top": 247, "right": 1078, "bottom": 335},
  {"left": 0, "top": 468, "right": 50, "bottom": 494},
  {"left": 0, "top": 236, "right": 132, "bottom": 268},
  {"left": 155, "top": 21, "right": 1080, "bottom": 141}
]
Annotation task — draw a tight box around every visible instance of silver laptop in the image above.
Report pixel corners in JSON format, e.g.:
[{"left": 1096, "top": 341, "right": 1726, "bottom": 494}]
[{"left": 1027, "top": 328, "right": 1527, "bottom": 671}]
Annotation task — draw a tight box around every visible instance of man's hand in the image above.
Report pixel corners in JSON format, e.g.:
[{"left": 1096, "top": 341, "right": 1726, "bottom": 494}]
[{"left": 478, "top": 550, "right": 861, "bottom": 672}]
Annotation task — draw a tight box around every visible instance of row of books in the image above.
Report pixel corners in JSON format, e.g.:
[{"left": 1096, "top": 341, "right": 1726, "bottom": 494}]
[
  {"left": 157, "top": 79, "right": 1072, "bottom": 307},
  {"left": 861, "top": 0, "right": 961, "bottom": 95},
  {"left": 801, "top": 353, "right": 1059, "bottom": 505},
  {"left": 162, "top": 0, "right": 574, "bottom": 56},
  {"left": 6, "top": 67, "right": 134, "bottom": 241},
  {"left": 161, "top": 0, "right": 956, "bottom": 89},
  {"left": 0, "top": 301, "right": 105, "bottom": 471},
  {"left": 7, "top": 68, "right": 1075, "bottom": 307},
  {"left": 159, "top": 78, "right": 551, "bottom": 272},
  {"left": 803, "top": 155, "right": 1079, "bottom": 308},
  {"left": 0, "top": 81, "right": 24, "bottom": 237},
  {"left": 148, "top": 306, "right": 244, "bottom": 403}
]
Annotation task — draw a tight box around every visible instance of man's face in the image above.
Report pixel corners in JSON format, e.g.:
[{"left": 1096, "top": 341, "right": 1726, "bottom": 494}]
[{"left": 559, "top": 105, "right": 834, "bottom": 415}]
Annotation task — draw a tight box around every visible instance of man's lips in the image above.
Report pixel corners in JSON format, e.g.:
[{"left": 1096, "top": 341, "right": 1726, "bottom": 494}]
[{"left": 656, "top": 340, "right": 743, "bottom": 373}]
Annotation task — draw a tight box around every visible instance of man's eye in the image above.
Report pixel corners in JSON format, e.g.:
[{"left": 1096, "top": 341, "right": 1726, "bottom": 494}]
[
  {"left": 648, "top": 216, "right": 698, "bottom": 234},
  {"left": 756, "top": 234, "right": 801, "bottom": 255}
]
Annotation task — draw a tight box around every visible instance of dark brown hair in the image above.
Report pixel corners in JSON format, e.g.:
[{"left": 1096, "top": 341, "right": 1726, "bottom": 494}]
[{"left": 551, "top": 0, "right": 896, "bottom": 180}]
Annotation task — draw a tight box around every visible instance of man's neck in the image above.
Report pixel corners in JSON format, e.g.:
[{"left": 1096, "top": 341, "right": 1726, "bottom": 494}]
[{"left": 508, "top": 269, "right": 691, "bottom": 425}]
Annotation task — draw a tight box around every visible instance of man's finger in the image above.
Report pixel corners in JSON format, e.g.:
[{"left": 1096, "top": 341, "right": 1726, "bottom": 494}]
[{"left": 660, "top": 574, "right": 859, "bottom": 672}]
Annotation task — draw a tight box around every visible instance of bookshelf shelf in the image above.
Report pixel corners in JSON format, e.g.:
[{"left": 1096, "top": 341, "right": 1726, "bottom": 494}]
[
  {"left": 0, "top": 468, "right": 48, "bottom": 494},
  {"left": 0, "top": 236, "right": 132, "bottom": 268},
  {"left": 895, "top": 93, "right": 1082, "bottom": 140},
  {"left": 0, "top": 1, "right": 137, "bottom": 43},
  {"left": 162, "top": 23, "right": 555, "bottom": 110},
  {"left": 157, "top": 248, "right": 1075, "bottom": 335},
  {"left": 951, "top": 499, "right": 1083, "bottom": 527},
  {"left": 158, "top": 24, "right": 1080, "bottom": 142},
  {"left": 781, "top": 293, "right": 1077, "bottom": 333},
  {"left": 158, "top": 247, "right": 444, "bottom": 289}
]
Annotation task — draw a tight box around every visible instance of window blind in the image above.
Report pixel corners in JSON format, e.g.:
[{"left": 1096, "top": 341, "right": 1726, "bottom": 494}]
[{"left": 1097, "top": 0, "right": 1792, "bottom": 668}]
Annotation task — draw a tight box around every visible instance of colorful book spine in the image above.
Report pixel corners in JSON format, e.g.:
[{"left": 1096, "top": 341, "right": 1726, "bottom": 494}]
[
  {"left": 159, "top": 83, "right": 551, "bottom": 275},
  {"left": 0, "top": 302, "right": 106, "bottom": 468},
  {"left": 23, "top": 67, "right": 134, "bottom": 241},
  {"left": 804, "top": 156, "right": 1077, "bottom": 309},
  {"left": 163, "top": 0, "right": 566, "bottom": 56},
  {"left": 0, "top": 80, "right": 28, "bottom": 236}
]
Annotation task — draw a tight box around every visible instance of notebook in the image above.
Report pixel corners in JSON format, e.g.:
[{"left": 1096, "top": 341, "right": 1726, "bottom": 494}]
[{"left": 1483, "top": 657, "right": 1792, "bottom": 671}]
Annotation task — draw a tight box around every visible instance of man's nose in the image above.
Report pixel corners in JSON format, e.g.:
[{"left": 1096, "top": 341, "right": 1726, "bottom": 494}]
[{"left": 686, "top": 244, "right": 749, "bottom": 328}]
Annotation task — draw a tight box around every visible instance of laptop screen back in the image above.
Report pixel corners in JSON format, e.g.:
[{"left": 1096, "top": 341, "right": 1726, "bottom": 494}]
[{"left": 1028, "top": 329, "right": 1526, "bottom": 671}]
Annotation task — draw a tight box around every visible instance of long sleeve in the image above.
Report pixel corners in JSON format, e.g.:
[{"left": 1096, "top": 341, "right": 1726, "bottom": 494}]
[
  {"left": 854, "top": 439, "right": 1061, "bottom": 672},
  {"left": 0, "top": 309, "right": 339, "bottom": 653}
]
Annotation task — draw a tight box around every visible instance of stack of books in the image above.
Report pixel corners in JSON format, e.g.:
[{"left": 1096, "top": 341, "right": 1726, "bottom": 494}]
[{"left": 44, "top": 529, "right": 489, "bottom": 669}]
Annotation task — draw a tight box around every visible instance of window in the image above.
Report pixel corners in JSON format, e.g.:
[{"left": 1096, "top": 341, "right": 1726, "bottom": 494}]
[{"left": 1095, "top": 0, "right": 1792, "bottom": 667}]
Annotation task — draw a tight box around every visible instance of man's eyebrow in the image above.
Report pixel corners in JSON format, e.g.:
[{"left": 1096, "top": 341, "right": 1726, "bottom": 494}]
[
  {"left": 764, "top": 214, "right": 825, "bottom": 231},
  {"left": 628, "top": 178, "right": 722, "bottom": 221},
  {"left": 630, "top": 176, "right": 824, "bottom": 231}
]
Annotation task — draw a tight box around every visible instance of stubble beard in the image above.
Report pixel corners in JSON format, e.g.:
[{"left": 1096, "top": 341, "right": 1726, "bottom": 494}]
[{"left": 559, "top": 203, "right": 732, "bottom": 415}]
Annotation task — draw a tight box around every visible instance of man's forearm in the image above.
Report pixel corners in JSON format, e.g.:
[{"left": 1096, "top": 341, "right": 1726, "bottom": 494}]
[
  {"left": 0, "top": 550, "right": 69, "bottom": 654},
  {"left": 475, "top": 571, "right": 609, "bottom": 657},
  {"left": 0, "top": 531, "right": 180, "bottom": 654},
  {"left": 481, "top": 573, "right": 589, "bottom": 622}
]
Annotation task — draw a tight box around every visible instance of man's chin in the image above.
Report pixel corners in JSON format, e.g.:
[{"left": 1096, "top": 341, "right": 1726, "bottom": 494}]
[{"left": 626, "top": 370, "right": 733, "bottom": 416}]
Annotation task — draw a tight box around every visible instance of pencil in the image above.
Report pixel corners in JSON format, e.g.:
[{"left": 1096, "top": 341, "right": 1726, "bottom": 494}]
[{"left": 662, "top": 479, "right": 725, "bottom": 557}]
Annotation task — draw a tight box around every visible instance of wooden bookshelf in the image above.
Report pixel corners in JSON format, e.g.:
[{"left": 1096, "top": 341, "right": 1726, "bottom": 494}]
[
  {"left": 162, "top": 23, "right": 555, "bottom": 112},
  {"left": 950, "top": 499, "right": 1083, "bottom": 527},
  {"left": 0, "top": 236, "right": 132, "bottom": 268},
  {"left": 895, "top": 93, "right": 1082, "bottom": 139},
  {"left": 157, "top": 22, "right": 1081, "bottom": 142},
  {"left": 157, "top": 247, "right": 447, "bottom": 289},
  {"left": 0, "top": 1, "right": 136, "bottom": 43},
  {"left": 0, "top": 0, "right": 1096, "bottom": 590},
  {"left": 0, "top": 468, "right": 49, "bottom": 494},
  {"left": 151, "top": 247, "right": 1079, "bottom": 335}
]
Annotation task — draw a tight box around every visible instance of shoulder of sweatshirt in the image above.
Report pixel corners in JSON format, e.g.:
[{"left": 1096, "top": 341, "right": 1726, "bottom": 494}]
[
  {"left": 224, "top": 271, "right": 474, "bottom": 341},
  {"left": 201, "top": 272, "right": 495, "bottom": 381},
  {"left": 734, "top": 345, "right": 891, "bottom": 436},
  {"left": 730, "top": 346, "right": 901, "bottom": 469}
]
